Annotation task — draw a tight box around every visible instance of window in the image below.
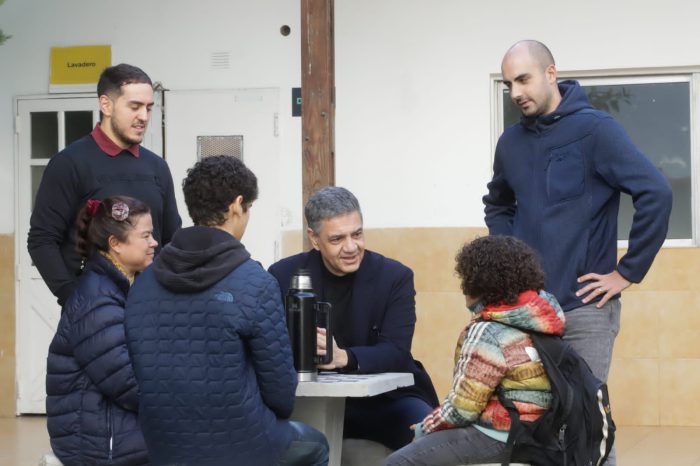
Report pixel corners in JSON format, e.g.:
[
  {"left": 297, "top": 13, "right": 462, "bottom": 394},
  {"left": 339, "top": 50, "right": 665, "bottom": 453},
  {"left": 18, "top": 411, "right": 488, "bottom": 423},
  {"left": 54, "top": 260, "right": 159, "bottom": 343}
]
[
  {"left": 28, "top": 110, "right": 95, "bottom": 206},
  {"left": 495, "top": 73, "right": 696, "bottom": 245}
]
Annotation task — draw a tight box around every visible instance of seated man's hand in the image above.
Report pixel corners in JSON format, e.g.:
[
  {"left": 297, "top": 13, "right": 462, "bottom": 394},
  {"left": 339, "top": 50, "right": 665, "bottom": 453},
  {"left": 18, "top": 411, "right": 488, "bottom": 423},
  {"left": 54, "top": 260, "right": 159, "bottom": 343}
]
[{"left": 316, "top": 327, "right": 348, "bottom": 370}]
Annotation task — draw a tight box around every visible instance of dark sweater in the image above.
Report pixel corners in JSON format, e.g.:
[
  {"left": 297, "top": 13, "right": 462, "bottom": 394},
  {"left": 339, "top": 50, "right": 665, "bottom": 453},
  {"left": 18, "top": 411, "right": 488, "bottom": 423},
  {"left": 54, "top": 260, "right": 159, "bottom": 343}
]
[
  {"left": 28, "top": 132, "right": 181, "bottom": 305},
  {"left": 320, "top": 265, "right": 359, "bottom": 370},
  {"left": 484, "top": 80, "right": 673, "bottom": 311}
]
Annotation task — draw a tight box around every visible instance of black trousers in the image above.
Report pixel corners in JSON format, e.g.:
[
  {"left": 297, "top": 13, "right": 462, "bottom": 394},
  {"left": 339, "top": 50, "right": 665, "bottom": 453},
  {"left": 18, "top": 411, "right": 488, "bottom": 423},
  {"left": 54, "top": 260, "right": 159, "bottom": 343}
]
[{"left": 344, "top": 395, "right": 434, "bottom": 450}]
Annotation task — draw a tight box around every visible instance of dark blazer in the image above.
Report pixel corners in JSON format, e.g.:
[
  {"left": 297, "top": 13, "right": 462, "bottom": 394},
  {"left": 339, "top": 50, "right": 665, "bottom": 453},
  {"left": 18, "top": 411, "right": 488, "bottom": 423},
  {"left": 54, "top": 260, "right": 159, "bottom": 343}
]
[{"left": 269, "top": 249, "right": 438, "bottom": 406}]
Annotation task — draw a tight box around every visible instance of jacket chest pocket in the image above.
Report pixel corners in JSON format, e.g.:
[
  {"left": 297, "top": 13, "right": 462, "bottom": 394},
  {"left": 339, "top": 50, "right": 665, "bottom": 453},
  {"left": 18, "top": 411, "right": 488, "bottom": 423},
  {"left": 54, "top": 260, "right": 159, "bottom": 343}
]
[{"left": 545, "top": 146, "right": 585, "bottom": 204}]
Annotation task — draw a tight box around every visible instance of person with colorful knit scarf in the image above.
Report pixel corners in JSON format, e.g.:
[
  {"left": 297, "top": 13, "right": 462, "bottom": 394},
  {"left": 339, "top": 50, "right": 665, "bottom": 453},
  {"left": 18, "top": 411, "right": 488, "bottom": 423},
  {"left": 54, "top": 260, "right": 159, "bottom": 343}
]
[
  {"left": 384, "top": 235, "right": 565, "bottom": 466},
  {"left": 46, "top": 196, "right": 157, "bottom": 466}
]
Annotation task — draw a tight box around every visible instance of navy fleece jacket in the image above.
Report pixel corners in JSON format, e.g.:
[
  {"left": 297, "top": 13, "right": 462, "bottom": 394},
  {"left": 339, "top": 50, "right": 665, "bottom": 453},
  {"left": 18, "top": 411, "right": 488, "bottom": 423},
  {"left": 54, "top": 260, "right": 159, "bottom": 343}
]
[{"left": 484, "top": 80, "right": 672, "bottom": 311}]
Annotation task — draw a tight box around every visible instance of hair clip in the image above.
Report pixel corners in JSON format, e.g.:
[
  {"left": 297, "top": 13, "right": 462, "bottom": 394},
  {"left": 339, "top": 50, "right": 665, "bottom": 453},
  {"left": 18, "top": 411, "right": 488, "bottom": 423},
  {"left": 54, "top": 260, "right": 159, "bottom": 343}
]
[
  {"left": 86, "top": 199, "right": 101, "bottom": 217},
  {"left": 111, "top": 202, "right": 130, "bottom": 222}
]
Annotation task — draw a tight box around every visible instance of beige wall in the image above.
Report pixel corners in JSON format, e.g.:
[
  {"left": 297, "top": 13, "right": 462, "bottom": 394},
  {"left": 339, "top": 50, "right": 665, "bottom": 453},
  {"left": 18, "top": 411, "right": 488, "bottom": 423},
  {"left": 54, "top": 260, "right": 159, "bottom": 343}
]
[
  {"left": 283, "top": 227, "right": 700, "bottom": 427},
  {"left": 0, "top": 235, "right": 16, "bottom": 417},
  {"left": 609, "top": 249, "right": 700, "bottom": 426},
  {"left": 3, "top": 228, "right": 698, "bottom": 424}
]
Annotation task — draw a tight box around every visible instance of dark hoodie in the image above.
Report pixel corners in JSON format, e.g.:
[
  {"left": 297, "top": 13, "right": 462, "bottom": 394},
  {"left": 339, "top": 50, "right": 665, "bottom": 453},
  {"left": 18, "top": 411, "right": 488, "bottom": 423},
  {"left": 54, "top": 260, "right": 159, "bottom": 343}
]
[
  {"left": 124, "top": 226, "right": 298, "bottom": 466},
  {"left": 484, "top": 80, "right": 672, "bottom": 311},
  {"left": 152, "top": 226, "right": 250, "bottom": 292}
]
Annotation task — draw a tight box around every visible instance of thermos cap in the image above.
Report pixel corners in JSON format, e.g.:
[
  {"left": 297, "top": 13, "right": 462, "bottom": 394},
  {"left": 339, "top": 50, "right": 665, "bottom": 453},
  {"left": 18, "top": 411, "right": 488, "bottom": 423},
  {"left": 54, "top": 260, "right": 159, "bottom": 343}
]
[{"left": 290, "top": 268, "right": 313, "bottom": 290}]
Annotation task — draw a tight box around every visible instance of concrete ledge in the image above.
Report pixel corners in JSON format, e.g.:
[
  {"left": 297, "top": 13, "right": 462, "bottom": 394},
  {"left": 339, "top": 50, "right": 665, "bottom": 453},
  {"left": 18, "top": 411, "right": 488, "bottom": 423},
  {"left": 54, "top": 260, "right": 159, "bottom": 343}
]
[{"left": 39, "top": 452, "right": 64, "bottom": 466}]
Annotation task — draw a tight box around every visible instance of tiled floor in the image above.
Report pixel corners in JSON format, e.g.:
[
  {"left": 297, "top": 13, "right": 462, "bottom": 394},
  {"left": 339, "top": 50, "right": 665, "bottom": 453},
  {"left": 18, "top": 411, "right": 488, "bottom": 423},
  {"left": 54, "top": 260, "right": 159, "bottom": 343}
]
[{"left": 1, "top": 415, "right": 699, "bottom": 465}]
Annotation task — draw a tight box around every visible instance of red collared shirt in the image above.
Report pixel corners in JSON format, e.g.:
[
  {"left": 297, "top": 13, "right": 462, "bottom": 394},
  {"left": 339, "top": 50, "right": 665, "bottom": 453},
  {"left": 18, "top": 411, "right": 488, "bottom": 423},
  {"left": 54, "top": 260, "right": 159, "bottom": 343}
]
[{"left": 90, "top": 123, "right": 140, "bottom": 158}]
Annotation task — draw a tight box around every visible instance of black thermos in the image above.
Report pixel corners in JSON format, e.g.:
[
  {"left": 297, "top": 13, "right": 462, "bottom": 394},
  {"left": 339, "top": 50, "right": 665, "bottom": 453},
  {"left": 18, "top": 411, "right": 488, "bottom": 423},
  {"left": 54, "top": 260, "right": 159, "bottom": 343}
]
[{"left": 286, "top": 269, "right": 332, "bottom": 382}]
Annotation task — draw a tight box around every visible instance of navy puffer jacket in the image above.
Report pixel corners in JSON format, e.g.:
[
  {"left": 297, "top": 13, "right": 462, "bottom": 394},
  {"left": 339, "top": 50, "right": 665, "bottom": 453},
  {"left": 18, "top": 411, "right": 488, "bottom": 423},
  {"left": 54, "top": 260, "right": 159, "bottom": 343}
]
[
  {"left": 124, "top": 226, "right": 297, "bottom": 466},
  {"left": 46, "top": 252, "right": 148, "bottom": 466}
]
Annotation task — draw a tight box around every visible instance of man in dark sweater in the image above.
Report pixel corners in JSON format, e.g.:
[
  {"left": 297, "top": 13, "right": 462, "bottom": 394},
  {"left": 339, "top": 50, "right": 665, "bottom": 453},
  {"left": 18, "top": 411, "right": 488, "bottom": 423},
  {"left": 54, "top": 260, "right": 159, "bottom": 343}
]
[
  {"left": 28, "top": 63, "right": 181, "bottom": 306},
  {"left": 483, "top": 40, "right": 673, "bottom": 466},
  {"left": 269, "top": 187, "right": 439, "bottom": 450}
]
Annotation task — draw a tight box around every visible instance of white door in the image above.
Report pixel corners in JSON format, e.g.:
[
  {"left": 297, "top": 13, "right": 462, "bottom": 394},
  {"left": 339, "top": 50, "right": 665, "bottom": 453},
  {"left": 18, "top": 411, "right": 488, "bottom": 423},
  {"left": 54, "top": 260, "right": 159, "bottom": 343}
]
[
  {"left": 15, "top": 94, "right": 163, "bottom": 413},
  {"left": 164, "top": 88, "right": 281, "bottom": 267}
]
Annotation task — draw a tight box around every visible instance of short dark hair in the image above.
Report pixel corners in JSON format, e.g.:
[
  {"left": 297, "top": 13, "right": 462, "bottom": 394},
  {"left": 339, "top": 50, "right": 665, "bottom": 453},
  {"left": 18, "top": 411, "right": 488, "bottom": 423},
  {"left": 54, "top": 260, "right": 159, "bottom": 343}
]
[
  {"left": 305, "top": 186, "right": 362, "bottom": 234},
  {"left": 182, "top": 155, "right": 258, "bottom": 226},
  {"left": 97, "top": 63, "right": 152, "bottom": 98},
  {"left": 455, "top": 235, "right": 545, "bottom": 306},
  {"left": 75, "top": 195, "right": 151, "bottom": 259}
]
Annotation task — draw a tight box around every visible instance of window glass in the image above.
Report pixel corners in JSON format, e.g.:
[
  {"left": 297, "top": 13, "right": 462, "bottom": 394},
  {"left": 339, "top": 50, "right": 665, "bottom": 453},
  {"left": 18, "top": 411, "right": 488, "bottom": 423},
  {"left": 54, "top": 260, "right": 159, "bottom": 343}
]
[
  {"left": 30, "top": 112, "right": 58, "bottom": 159},
  {"left": 502, "top": 80, "right": 691, "bottom": 240},
  {"left": 31, "top": 165, "right": 46, "bottom": 209},
  {"left": 65, "top": 111, "right": 94, "bottom": 146}
]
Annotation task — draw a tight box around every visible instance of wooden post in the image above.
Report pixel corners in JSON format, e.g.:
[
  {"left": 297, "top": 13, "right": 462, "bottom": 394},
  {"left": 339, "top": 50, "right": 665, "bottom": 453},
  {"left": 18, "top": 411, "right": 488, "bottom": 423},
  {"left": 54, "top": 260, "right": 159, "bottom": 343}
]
[{"left": 301, "top": 0, "right": 335, "bottom": 250}]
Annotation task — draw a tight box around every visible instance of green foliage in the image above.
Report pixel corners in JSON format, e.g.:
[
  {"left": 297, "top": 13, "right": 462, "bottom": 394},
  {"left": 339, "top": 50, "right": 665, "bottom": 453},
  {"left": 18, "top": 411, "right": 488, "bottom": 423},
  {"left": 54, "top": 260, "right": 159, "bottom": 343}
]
[
  {"left": 585, "top": 86, "right": 632, "bottom": 114},
  {"left": 0, "top": 0, "right": 10, "bottom": 46},
  {"left": 0, "top": 30, "right": 11, "bottom": 46}
]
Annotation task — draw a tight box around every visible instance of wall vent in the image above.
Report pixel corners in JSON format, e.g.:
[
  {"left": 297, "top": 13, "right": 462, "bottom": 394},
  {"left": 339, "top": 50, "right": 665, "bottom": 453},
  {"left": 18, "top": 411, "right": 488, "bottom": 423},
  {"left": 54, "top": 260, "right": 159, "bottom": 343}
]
[
  {"left": 197, "top": 135, "right": 244, "bottom": 161},
  {"left": 210, "top": 51, "right": 230, "bottom": 70}
]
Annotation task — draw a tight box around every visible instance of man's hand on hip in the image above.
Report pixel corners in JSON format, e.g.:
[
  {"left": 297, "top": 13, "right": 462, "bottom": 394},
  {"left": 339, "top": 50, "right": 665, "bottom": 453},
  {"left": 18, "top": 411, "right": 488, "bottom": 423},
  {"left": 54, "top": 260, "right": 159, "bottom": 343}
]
[{"left": 576, "top": 270, "right": 631, "bottom": 308}]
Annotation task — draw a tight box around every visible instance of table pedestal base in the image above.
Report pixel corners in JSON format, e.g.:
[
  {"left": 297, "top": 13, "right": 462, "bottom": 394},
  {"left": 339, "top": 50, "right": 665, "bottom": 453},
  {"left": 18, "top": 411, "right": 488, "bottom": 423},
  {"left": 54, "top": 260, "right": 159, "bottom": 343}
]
[{"left": 292, "top": 397, "right": 346, "bottom": 466}]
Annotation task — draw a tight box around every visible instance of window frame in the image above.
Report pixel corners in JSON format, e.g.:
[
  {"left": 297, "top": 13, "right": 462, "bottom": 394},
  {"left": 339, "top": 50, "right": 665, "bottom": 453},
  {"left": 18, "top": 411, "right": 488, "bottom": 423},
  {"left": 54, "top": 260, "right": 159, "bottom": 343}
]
[{"left": 490, "top": 67, "right": 700, "bottom": 248}]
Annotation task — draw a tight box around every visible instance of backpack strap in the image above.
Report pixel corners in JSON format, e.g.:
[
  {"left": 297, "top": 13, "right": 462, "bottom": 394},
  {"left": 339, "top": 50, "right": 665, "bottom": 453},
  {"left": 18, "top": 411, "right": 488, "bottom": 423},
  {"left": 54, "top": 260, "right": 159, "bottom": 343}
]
[
  {"left": 496, "top": 385, "right": 521, "bottom": 466},
  {"left": 531, "top": 333, "right": 576, "bottom": 421}
]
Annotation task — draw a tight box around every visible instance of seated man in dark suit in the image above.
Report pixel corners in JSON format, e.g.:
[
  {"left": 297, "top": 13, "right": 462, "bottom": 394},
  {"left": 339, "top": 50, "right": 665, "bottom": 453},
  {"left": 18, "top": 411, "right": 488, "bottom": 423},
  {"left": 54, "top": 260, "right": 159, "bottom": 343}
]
[{"left": 269, "top": 186, "right": 439, "bottom": 450}]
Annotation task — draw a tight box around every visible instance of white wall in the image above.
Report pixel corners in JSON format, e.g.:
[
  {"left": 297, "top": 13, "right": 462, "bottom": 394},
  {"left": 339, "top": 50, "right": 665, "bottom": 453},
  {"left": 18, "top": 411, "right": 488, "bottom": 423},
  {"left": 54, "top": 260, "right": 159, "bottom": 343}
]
[
  {"left": 0, "top": 0, "right": 302, "bottom": 234},
  {"left": 334, "top": 0, "right": 700, "bottom": 228},
  {"left": 3, "top": 0, "right": 700, "bottom": 234}
]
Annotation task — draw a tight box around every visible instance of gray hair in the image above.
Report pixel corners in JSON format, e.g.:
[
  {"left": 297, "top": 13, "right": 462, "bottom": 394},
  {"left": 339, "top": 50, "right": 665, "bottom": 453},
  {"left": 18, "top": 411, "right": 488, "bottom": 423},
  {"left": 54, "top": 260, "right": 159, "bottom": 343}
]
[{"left": 305, "top": 186, "right": 362, "bottom": 234}]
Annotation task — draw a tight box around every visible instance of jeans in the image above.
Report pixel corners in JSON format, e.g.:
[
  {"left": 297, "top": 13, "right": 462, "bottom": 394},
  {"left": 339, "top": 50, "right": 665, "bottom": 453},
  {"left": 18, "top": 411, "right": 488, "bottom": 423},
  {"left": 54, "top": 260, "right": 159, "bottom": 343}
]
[
  {"left": 563, "top": 298, "right": 621, "bottom": 466},
  {"left": 276, "top": 421, "right": 329, "bottom": 466},
  {"left": 344, "top": 395, "right": 435, "bottom": 450},
  {"left": 382, "top": 426, "right": 507, "bottom": 466}
]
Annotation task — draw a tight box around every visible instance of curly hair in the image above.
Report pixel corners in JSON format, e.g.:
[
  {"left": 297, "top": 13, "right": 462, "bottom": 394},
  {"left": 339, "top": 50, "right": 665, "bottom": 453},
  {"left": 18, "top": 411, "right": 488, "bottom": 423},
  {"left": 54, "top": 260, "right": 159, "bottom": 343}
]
[
  {"left": 75, "top": 195, "right": 150, "bottom": 259},
  {"left": 182, "top": 155, "right": 258, "bottom": 226},
  {"left": 455, "top": 235, "right": 545, "bottom": 306}
]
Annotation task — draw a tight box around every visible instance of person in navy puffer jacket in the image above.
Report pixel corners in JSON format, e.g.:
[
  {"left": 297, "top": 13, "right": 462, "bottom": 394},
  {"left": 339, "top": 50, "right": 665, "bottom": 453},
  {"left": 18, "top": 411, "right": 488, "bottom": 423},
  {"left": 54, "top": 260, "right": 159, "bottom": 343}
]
[
  {"left": 124, "top": 155, "right": 329, "bottom": 466},
  {"left": 46, "top": 195, "right": 158, "bottom": 466}
]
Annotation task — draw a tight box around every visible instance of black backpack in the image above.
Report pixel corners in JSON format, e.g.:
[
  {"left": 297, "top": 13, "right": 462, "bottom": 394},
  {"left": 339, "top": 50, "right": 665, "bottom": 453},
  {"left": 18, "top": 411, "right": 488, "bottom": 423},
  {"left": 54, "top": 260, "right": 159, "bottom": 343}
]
[{"left": 496, "top": 333, "right": 615, "bottom": 466}]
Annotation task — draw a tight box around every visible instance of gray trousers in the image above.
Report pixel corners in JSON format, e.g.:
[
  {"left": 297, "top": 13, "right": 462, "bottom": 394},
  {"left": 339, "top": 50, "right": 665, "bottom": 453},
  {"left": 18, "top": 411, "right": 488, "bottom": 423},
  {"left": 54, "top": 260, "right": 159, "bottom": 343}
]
[
  {"left": 382, "top": 426, "right": 507, "bottom": 466},
  {"left": 563, "top": 298, "right": 622, "bottom": 466}
]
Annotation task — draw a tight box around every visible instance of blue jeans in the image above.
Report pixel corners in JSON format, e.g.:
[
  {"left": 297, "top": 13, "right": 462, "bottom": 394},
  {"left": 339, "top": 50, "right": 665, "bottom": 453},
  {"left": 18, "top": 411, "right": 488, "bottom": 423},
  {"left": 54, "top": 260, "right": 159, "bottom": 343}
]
[
  {"left": 382, "top": 426, "right": 507, "bottom": 466},
  {"left": 276, "top": 421, "right": 329, "bottom": 466},
  {"left": 344, "top": 395, "right": 435, "bottom": 450},
  {"left": 563, "top": 298, "right": 621, "bottom": 466}
]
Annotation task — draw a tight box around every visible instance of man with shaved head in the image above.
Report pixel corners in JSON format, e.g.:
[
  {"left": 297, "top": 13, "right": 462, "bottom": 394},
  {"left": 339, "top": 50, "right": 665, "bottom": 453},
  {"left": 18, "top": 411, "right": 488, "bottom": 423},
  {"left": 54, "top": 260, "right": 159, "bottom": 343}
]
[
  {"left": 501, "top": 40, "right": 558, "bottom": 116},
  {"left": 483, "top": 40, "right": 672, "bottom": 465}
]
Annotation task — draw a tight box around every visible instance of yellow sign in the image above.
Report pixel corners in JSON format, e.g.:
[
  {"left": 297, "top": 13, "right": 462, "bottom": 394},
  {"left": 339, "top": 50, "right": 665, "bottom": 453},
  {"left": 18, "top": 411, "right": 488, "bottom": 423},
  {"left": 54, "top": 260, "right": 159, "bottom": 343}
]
[{"left": 50, "top": 45, "right": 111, "bottom": 85}]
